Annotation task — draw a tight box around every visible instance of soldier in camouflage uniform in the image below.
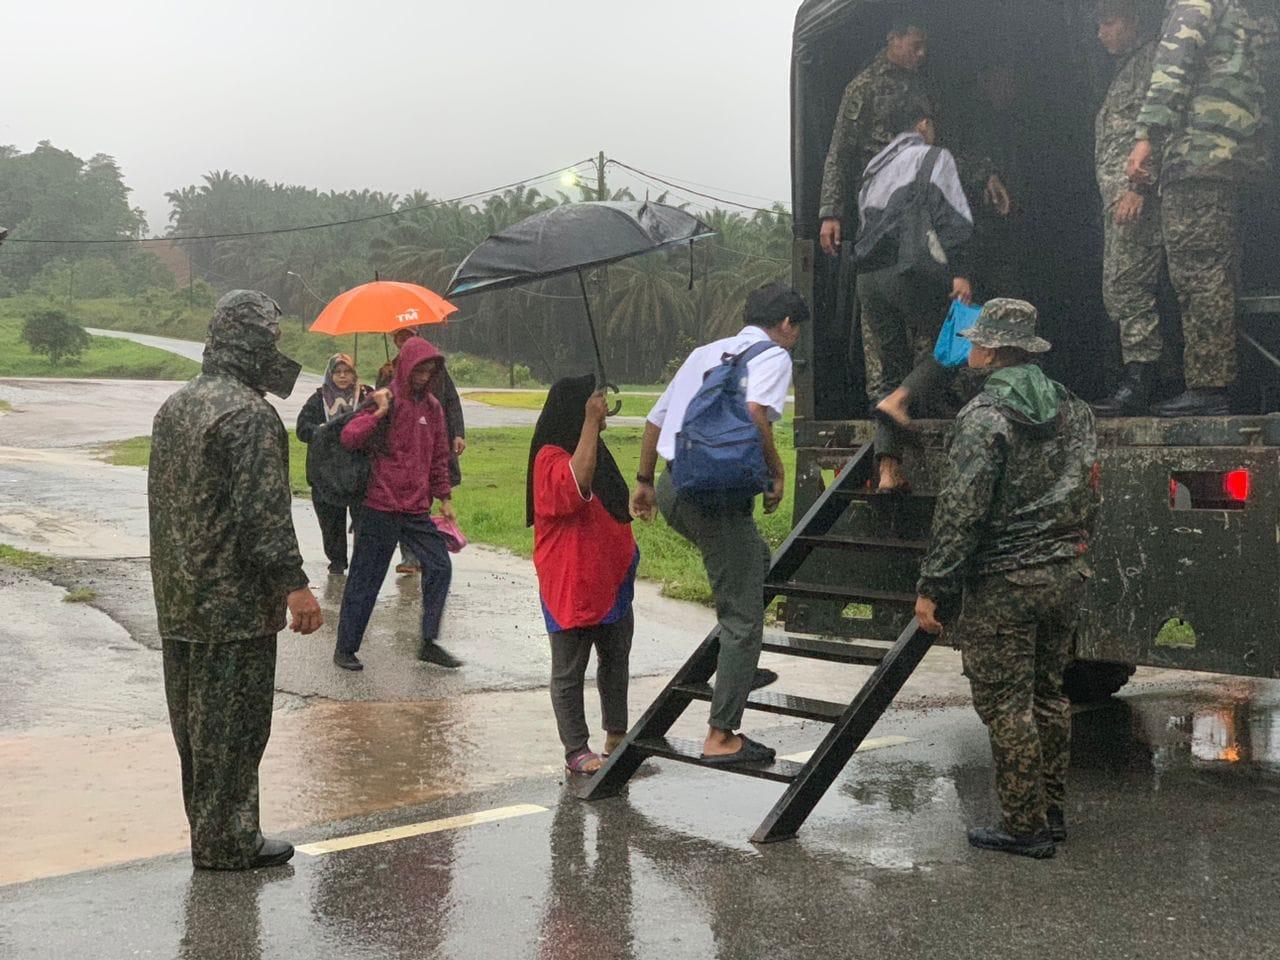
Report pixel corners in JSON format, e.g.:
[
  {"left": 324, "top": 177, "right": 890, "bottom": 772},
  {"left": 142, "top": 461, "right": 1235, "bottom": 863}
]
[
  {"left": 1127, "top": 0, "right": 1270, "bottom": 416},
  {"left": 1093, "top": 1, "right": 1166, "bottom": 416},
  {"left": 915, "top": 300, "right": 1100, "bottom": 859},
  {"left": 149, "top": 290, "right": 323, "bottom": 870}
]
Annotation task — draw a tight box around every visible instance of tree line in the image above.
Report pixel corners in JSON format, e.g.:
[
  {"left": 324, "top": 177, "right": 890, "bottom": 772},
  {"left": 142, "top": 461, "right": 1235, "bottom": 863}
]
[{"left": 0, "top": 141, "right": 792, "bottom": 383}]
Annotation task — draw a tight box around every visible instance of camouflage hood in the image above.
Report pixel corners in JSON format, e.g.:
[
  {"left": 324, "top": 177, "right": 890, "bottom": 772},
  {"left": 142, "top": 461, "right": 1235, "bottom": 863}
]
[
  {"left": 202, "top": 290, "right": 302, "bottom": 399},
  {"left": 984, "top": 364, "right": 1065, "bottom": 435}
]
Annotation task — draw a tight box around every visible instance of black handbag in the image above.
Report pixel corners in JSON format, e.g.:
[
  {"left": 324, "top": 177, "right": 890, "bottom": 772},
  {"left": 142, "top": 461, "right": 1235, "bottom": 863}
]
[
  {"left": 892, "top": 146, "right": 952, "bottom": 288},
  {"left": 305, "top": 404, "right": 387, "bottom": 507}
]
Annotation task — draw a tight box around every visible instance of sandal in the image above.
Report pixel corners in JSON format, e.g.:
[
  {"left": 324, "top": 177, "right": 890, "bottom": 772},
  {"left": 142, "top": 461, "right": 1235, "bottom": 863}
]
[
  {"left": 565, "top": 749, "right": 603, "bottom": 776},
  {"left": 700, "top": 735, "right": 776, "bottom": 767}
]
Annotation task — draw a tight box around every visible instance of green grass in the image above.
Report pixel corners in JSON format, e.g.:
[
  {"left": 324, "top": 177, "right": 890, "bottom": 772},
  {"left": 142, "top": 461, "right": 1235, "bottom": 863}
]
[
  {"left": 0, "top": 295, "right": 534, "bottom": 388},
  {"left": 0, "top": 543, "right": 56, "bottom": 572},
  {"left": 62, "top": 587, "right": 98, "bottom": 604},
  {"left": 102, "top": 424, "right": 798, "bottom": 605},
  {"left": 0, "top": 399, "right": 11, "bottom": 413},
  {"left": 0, "top": 316, "right": 201, "bottom": 380},
  {"left": 467, "top": 390, "right": 661, "bottom": 418}
]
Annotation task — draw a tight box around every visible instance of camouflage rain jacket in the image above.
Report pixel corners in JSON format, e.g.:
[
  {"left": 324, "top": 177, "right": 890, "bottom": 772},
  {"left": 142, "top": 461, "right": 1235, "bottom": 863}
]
[
  {"left": 819, "top": 53, "right": 937, "bottom": 222},
  {"left": 1097, "top": 40, "right": 1162, "bottom": 207},
  {"left": 917, "top": 365, "right": 1100, "bottom": 604},
  {"left": 1135, "top": 0, "right": 1270, "bottom": 183},
  {"left": 149, "top": 292, "right": 309, "bottom": 643}
]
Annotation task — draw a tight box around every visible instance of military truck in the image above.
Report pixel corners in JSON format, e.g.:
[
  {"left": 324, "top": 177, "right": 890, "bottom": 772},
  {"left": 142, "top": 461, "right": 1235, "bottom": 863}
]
[{"left": 786, "top": 0, "right": 1280, "bottom": 699}]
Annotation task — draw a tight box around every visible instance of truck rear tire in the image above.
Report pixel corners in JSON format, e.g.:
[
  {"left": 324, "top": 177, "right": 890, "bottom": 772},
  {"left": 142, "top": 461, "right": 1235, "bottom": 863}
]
[{"left": 1063, "top": 660, "right": 1134, "bottom": 703}]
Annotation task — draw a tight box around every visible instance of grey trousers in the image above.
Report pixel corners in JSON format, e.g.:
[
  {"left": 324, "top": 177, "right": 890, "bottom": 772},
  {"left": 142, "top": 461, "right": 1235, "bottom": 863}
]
[
  {"left": 550, "top": 610, "right": 633, "bottom": 758},
  {"left": 657, "top": 472, "right": 770, "bottom": 730}
]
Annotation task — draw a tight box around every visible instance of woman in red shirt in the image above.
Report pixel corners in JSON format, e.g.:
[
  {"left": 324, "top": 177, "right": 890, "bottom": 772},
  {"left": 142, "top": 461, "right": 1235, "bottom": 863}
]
[{"left": 527, "top": 375, "right": 637, "bottom": 775}]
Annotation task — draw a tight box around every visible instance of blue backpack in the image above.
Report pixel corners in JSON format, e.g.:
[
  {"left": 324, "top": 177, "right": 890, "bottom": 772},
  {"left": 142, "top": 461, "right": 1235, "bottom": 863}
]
[{"left": 672, "top": 341, "right": 781, "bottom": 498}]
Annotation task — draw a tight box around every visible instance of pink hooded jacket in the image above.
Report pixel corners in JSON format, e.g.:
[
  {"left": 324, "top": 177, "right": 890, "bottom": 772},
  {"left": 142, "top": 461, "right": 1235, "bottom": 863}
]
[{"left": 341, "top": 337, "right": 452, "bottom": 514}]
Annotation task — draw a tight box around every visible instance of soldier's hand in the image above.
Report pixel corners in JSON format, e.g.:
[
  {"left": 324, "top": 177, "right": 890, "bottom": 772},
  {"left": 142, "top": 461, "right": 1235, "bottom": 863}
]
[
  {"left": 630, "top": 483, "right": 657, "bottom": 522},
  {"left": 819, "top": 218, "right": 842, "bottom": 257},
  {"left": 915, "top": 595, "right": 944, "bottom": 635},
  {"left": 287, "top": 588, "right": 323, "bottom": 635},
  {"left": 985, "top": 175, "right": 1012, "bottom": 217},
  {"left": 1126, "top": 140, "right": 1155, "bottom": 186},
  {"left": 1114, "top": 190, "right": 1144, "bottom": 225}
]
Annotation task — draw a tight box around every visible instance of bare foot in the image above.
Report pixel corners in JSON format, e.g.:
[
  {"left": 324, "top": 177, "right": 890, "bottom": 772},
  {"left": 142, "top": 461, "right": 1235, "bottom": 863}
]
[
  {"left": 877, "top": 457, "right": 909, "bottom": 492},
  {"left": 702, "top": 729, "right": 744, "bottom": 757},
  {"left": 875, "top": 389, "right": 912, "bottom": 429}
]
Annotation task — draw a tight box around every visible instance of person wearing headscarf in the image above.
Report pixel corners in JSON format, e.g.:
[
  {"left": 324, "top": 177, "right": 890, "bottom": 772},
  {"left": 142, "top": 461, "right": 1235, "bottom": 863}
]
[
  {"left": 383, "top": 327, "right": 467, "bottom": 574},
  {"left": 149, "top": 290, "right": 322, "bottom": 871},
  {"left": 296, "top": 354, "right": 371, "bottom": 574},
  {"left": 528, "top": 375, "right": 637, "bottom": 775}
]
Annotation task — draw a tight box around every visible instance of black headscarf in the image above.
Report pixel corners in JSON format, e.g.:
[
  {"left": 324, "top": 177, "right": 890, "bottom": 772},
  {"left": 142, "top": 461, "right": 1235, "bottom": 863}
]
[{"left": 526, "top": 374, "right": 631, "bottom": 527}]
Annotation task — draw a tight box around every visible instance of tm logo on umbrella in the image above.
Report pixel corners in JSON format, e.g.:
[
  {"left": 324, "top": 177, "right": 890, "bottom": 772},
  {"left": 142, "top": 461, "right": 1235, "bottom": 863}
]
[{"left": 395, "top": 308, "right": 420, "bottom": 325}]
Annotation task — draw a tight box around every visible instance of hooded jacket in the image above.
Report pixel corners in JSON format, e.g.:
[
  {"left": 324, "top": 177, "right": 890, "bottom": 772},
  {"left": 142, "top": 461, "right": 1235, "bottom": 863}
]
[
  {"left": 917, "top": 364, "right": 1100, "bottom": 603},
  {"left": 341, "top": 336, "right": 452, "bottom": 514},
  {"left": 148, "top": 291, "right": 308, "bottom": 643}
]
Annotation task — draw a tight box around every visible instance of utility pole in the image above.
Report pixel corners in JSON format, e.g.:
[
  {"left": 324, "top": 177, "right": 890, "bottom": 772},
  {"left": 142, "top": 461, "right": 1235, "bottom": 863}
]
[{"left": 596, "top": 150, "right": 607, "bottom": 201}]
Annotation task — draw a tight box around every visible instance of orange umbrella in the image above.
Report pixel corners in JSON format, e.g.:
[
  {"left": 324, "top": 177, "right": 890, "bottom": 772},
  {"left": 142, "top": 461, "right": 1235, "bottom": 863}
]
[{"left": 310, "top": 280, "right": 458, "bottom": 336}]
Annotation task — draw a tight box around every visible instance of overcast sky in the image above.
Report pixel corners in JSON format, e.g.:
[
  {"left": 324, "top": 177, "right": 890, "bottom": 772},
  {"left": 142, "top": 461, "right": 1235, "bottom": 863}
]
[{"left": 4, "top": 0, "right": 798, "bottom": 234}]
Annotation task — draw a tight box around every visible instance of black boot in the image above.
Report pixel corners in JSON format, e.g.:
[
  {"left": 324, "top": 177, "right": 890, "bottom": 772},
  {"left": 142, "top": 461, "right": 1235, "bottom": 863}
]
[
  {"left": 333, "top": 650, "right": 364, "bottom": 671},
  {"left": 249, "top": 837, "right": 295, "bottom": 869},
  {"left": 1152, "top": 387, "right": 1231, "bottom": 417},
  {"left": 1047, "top": 807, "right": 1067, "bottom": 842},
  {"left": 1093, "top": 362, "right": 1157, "bottom": 417},
  {"left": 967, "top": 826, "right": 1056, "bottom": 859},
  {"left": 418, "top": 639, "right": 463, "bottom": 669}
]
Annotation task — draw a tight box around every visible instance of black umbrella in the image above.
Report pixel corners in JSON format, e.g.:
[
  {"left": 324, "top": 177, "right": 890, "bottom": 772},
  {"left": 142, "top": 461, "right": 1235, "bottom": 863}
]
[{"left": 446, "top": 201, "right": 715, "bottom": 407}]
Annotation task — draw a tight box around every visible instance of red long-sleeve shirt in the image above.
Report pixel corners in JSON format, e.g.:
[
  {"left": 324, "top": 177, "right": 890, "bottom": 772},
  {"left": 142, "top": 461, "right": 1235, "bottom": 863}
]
[{"left": 342, "top": 337, "right": 452, "bottom": 514}]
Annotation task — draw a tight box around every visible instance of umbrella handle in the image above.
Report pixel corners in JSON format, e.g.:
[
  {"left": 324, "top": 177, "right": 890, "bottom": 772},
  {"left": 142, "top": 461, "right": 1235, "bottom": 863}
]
[{"left": 599, "top": 380, "right": 622, "bottom": 417}]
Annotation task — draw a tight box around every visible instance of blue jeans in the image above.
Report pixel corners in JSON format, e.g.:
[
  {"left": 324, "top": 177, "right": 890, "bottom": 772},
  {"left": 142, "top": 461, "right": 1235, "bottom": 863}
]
[{"left": 336, "top": 509, "right": 452, "bottom": 655}]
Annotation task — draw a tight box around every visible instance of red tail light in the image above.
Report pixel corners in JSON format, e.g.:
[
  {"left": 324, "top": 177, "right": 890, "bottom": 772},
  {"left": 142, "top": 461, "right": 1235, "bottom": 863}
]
[{"left": 1224, "top": 469, "right": 1251, "bottom": 502}]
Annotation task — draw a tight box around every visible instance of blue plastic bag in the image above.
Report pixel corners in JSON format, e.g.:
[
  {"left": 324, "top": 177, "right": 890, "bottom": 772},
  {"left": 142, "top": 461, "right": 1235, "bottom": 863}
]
[{"left": 934, "top": 300, "right": 982, "bottom": 368}]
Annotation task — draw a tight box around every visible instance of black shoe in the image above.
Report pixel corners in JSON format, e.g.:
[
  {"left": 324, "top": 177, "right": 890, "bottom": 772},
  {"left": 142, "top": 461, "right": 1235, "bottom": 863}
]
[
  {"left": 1093, "top": 362, "right": 1157, "bottom": 417},
  {"left": 1152, "top": 387, "right": 1231, "bottom": 417},
  {"left": 750, "top": 668, "right": 779, "bottom": 691},
  {"left": 700, "top": 735, "right": 777, "bottom": 767},
  {"left": 333, "top": 651, "right": 364, "bottom": 671},
  {"left": 418, "top": 640, "right": 463, "bottom": 669},
  {"left": 1047, "top": 807, "right": 1067, "bottom": 843},
  {"left": 967, "top": 826, "right": 1056, "bottom": 859},
  {"left": 250, "top": 837, "right": 295, "bottom": 869}
]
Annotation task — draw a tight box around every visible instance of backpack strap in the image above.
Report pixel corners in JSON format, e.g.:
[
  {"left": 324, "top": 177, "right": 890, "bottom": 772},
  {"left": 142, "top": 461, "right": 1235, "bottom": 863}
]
[
  {"left": 914, "top": 146, "right": 942, "bottom": 189},
  {"left": 724, "top": 339, "right": 784, "bottom": 368}
]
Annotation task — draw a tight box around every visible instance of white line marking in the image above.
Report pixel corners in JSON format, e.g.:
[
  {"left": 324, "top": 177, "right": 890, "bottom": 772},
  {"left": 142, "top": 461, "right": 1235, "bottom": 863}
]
[
  {"left": 295, "top": 803, "right": 548, "bottom": 856},
  {"left": 780, "top": 735, "right": 917, "bottom": 764}
]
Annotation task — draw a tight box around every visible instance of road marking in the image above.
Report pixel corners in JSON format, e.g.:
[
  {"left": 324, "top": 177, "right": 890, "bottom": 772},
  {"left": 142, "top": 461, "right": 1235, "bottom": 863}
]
[
  {"left": 780, "top": 735, "right": 917, "bottom": 764},
  {"left": 295, "top": 803, "right": 548, "bottom": 856}
]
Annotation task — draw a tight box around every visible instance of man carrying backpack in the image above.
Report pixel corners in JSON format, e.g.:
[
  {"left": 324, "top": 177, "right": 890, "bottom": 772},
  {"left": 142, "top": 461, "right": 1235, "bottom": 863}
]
[{"left": 631, "top": 283, "right": 807, "bottom": 767}]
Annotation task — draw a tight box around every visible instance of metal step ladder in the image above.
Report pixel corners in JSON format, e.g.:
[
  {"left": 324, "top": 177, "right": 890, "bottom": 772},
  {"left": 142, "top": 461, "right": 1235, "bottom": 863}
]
[{"left": 578, "top": 444, "right": 936, "bottom": 843}]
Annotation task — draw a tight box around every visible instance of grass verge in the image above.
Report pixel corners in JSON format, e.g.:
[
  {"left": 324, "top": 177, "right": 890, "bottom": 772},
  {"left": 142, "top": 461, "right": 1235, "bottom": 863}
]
[
  {"left": 0, "top": 543, "right": 56, "bottom": 572},
  {"left": 0, "top": 316, "right": 200, "bottom": 380},
  {"left": 101, "top": 425, "right": 798, "bottom": 604}
]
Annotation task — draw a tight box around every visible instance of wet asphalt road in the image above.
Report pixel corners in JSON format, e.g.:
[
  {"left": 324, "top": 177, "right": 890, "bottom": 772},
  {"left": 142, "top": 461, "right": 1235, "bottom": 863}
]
[{"left": 4, "top": 679, "right": 1280, "bottom": 960}]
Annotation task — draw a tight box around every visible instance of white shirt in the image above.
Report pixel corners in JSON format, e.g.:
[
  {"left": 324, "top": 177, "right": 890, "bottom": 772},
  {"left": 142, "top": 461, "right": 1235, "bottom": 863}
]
[{"left": 648, "top": 325, "right": 793, "bottom": 462}]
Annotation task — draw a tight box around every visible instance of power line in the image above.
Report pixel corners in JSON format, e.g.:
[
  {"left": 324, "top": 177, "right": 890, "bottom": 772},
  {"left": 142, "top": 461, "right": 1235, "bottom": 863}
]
[
  {"left": 615, "top": 164, "right": 792, "bottom": 209},
  {"left": 606, "top": 160, "right": 793, "bottom": 218},
  {"left": 4, "top": 160, "right": 596, "bottom": 246}
]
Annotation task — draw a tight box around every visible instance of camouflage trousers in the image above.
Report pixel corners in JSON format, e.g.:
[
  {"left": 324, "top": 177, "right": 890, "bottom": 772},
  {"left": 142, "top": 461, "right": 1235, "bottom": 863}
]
[
  {"left": 1102, "top": 198, "right": 1164, "bottom": 366},
  {"left": 1162, "top": 177, "right": 1241, "bottom": 389},
  {"left": 163, "top": 635, "right": 277, "bottom": 869},
  {"left": 953, "top": 560, "right": 1088, "bottom": 836}
]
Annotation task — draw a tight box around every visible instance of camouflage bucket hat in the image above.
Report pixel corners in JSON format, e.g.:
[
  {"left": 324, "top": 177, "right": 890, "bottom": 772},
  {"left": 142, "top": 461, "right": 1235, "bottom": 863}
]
[{"left": 959, "top": 298, "right": 1052, "bottom": 353}]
